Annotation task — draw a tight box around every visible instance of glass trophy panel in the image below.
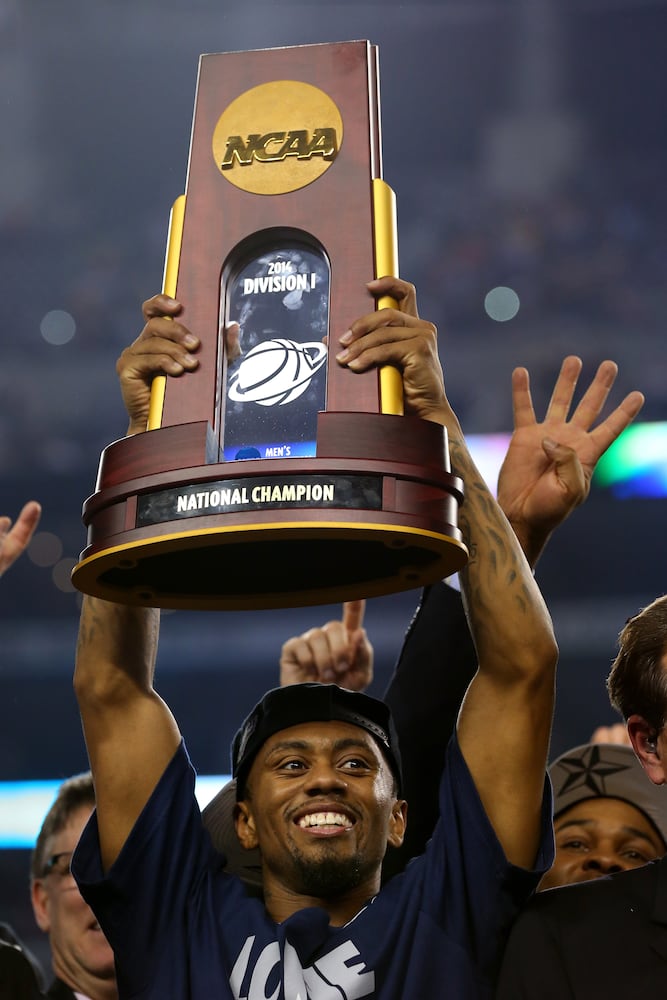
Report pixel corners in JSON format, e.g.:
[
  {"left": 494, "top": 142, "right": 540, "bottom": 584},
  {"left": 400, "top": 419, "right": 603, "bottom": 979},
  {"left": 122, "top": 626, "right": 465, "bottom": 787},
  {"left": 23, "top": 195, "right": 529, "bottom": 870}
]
[{"left": 222, "top": 240, "right": 330, "bottom": 461}]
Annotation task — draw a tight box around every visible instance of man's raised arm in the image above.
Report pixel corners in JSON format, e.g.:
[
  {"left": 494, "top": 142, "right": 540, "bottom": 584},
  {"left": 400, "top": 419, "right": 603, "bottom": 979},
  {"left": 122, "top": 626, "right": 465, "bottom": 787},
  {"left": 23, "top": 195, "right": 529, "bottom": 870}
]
[
  {"left": 383, "top": 354, "right": 644, "bottom": 872},
  {"left": 336, "top": 276, "right": 558, "bottom": 870},
  {"left": 74, "top": 598, "right": 179, "bottom": 872},
  {"left": 73, "top": 296, "right": 202, "bottom": 871}
]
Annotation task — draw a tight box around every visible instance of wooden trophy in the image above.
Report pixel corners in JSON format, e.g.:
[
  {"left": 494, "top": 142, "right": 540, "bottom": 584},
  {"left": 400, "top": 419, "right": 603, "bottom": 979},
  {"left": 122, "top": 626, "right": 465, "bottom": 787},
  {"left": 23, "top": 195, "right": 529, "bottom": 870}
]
[{"left": 72, "top": 41, "right": 468, "bottom": 610}]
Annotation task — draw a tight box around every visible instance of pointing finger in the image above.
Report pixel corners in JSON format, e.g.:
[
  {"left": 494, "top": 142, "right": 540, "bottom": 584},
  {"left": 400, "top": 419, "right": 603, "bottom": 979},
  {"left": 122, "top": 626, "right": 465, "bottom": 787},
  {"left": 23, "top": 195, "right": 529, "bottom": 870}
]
[{"left": 343, "top": 600, "right": 366, "bottom": 634}]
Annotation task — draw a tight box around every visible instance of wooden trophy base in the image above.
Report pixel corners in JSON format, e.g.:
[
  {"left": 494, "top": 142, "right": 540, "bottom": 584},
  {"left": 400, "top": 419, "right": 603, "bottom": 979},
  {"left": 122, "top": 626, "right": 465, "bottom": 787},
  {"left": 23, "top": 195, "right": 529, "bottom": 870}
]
[{"left": 71, "top": 412, "right": 467, "bottom": 610}]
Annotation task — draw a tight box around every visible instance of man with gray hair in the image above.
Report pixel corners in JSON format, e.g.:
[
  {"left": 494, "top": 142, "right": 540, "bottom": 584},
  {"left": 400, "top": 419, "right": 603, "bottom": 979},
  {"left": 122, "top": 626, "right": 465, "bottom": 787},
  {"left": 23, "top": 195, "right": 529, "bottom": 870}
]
[{"left": 30, "top": 773, "right": 117, "bottom": 1000}]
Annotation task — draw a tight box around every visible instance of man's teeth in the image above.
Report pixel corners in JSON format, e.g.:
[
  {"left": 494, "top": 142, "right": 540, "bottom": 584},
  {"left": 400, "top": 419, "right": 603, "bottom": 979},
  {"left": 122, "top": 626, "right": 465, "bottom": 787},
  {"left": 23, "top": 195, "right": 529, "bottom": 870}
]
[{"left": 298, "top": 812, "right": 353, "bottom": 829}]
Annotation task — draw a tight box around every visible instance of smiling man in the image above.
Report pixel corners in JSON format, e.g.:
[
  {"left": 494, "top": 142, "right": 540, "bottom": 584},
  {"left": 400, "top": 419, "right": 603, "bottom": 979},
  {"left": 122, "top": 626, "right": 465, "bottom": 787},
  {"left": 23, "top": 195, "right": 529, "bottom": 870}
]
[
  {"left": 230, "top": 684, "right": 406, "bottom": 931},
  {"left": 71, "top": 277, "right": 558, "bottom": 999}
]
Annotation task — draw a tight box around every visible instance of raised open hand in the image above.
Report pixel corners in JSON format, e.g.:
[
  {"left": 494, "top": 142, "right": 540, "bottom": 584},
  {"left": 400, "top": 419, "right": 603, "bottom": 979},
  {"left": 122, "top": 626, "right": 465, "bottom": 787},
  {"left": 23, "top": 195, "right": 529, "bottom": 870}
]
[{"left": 497, "top": 356, "right": 644, "bottom": 565}]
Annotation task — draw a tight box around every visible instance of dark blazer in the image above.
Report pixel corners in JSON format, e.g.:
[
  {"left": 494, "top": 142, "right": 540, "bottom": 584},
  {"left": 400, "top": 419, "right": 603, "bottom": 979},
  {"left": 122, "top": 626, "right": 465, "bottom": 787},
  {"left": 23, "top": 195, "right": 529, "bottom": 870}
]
[
  {"left": 46, "top": 979, "right": 78, "bottom": 999},
  {"left": 0, "top": 923, "right": 45, "bottom": 1000},
  {"left": 0, "top": 939, "right": 44, "bottom": 1000},
  {"left": 496, "top": 855, "right": 667, "bottom": 997}
]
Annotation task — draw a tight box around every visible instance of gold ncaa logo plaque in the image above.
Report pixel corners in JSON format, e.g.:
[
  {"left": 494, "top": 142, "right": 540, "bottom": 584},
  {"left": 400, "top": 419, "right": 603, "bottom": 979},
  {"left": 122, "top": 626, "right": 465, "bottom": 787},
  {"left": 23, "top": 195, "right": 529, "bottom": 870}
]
[{"left": 212, "top": 80, "right": 343, "bottom": 195}]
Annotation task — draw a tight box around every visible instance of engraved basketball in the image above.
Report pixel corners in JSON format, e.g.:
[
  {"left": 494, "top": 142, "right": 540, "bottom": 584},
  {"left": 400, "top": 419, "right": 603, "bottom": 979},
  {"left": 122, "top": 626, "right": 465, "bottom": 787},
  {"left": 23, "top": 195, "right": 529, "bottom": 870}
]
[{"left": 228, "top": 339, "right": 327, "bottom": 406}]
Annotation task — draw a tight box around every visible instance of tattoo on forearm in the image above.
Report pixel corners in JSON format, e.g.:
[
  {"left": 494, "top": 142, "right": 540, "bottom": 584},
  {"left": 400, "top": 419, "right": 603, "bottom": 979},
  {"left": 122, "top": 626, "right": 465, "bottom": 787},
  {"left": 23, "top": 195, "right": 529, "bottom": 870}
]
[{"left": 451, "top": 441, "right": 534, "bottom": 620}]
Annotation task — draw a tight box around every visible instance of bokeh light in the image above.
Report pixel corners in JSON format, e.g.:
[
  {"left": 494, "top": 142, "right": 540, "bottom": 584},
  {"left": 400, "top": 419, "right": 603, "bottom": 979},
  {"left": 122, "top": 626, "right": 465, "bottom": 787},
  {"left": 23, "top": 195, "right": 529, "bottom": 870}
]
[
  {"left": 28, "top": 532, "right": 63, "bottom": 567},
  {"left": 40, "top": 310, "right": 76, "bottom": 345},
  {"left": 484, "top": 286, "right": 520, "bottom": 322},
  {"left": 52, "top": 557, "right": 77, "bottom": 593}
]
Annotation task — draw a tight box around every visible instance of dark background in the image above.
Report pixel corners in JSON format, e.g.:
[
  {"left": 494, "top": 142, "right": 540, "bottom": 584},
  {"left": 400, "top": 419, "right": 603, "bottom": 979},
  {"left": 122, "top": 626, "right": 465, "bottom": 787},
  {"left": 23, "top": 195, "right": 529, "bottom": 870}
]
[{"left": 2, "top": 0, "right": 666, "bottom": 972}]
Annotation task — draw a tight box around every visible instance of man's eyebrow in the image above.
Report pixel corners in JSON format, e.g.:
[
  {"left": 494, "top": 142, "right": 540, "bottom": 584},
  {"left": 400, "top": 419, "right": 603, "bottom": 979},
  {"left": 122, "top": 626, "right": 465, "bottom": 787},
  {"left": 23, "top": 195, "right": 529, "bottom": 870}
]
[
  {"left": 554, "top": 817, "right": 596, "bottom": 833},
  {"left": 331, "top": 737, "right": 376, "bottom": 755},
  {"left": 264, "top": 739, "right": 310, "bottom": 759},
  {"left": 555, "top": 816, "right": 660, "bottom": 845},
  {"left": 263, "top": 736, "right": 376, "bottom": 760},
  {"left": 619, "top": 826, "right": 663, "bottom": 846}
]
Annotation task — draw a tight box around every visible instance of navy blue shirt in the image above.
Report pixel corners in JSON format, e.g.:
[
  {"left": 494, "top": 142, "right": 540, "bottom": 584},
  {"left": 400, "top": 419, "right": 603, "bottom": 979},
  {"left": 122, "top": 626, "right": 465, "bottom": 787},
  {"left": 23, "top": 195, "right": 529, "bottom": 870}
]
[{"left": 74, "top": 736, "right": 553, "bottom": 999}]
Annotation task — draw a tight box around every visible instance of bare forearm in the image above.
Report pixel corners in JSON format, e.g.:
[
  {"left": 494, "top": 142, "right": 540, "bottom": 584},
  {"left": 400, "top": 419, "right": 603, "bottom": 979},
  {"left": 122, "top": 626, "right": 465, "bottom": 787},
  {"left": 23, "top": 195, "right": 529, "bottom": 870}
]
[
  {"left": 440, "top": 409, "right": 556, "bottom": 679},
  {"left": 458, "top": 482, "right": 555, "bottom": 675},
  {"left": 445, "top": 412, "right": 557, "bottom": 866},
  {"left": 505, "top": 518, "right": 552, "bottom": 573},
  {"left": 74, "top": 595, "right": 161, "bottom": 703},
  {"left": 74, "top": 595, "right": 181, "bottom": 870}
]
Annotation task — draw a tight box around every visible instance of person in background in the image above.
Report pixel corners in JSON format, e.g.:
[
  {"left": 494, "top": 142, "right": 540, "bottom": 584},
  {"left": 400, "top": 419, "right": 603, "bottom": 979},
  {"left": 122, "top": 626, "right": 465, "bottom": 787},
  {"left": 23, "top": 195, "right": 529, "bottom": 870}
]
[
  {"left": 1, "top": 500, "right": 113, "bottom": 998},
  {"left": 543, "top": 740, "right": 667, "bottom": 889},
  {"left": 589, "top": 722, "right": 632, "bottom": 745},
  {"left": 1, "top": 499, "right": 52, "bottom": 996},
  {"left": 0, "top": 500, "right": 41, "bottom": 577},
  {"left": 30, "top": 774, "right": 117, "bottom": 1000},
  {"left": 496, "top": 595, "right": 667, "bottom": 997}
]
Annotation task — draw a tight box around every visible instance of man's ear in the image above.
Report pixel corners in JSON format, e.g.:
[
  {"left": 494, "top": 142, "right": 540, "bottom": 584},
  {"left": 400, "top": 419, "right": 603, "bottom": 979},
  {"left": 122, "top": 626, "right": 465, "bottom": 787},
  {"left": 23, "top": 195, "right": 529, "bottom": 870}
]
[
  {"left": 387, "top": 799, "right": 408, "bottom": 850},
  {"left": 30, "top": 879, "right": 51, "bottom": 932},
  {"left": 234, "top": 801, "right": 259, "bottom": 850},
  {"left": 627, "top": 714, "right": 666, "bottom": 785}
]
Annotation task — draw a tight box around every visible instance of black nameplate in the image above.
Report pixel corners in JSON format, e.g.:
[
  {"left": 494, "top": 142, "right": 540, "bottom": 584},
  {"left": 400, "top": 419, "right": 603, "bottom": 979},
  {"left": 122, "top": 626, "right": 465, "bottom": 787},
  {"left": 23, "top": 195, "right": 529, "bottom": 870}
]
[{"left": 136, "top": 474, "right": 383, "bottom": 527}]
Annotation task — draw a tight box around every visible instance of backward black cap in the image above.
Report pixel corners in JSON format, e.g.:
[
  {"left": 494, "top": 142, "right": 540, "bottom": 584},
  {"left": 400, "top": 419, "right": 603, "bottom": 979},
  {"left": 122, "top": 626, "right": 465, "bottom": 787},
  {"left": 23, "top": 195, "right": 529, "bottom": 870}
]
[{"left": 232, "top": 683, "right": 403, "bottom": 800}]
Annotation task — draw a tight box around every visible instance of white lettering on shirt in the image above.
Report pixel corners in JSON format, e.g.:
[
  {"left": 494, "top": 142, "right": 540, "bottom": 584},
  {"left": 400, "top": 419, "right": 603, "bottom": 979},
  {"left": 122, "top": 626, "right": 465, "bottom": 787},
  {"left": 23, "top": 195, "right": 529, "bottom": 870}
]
[{"left": 230, "top": 935, "right": 375, "bottom": 999}]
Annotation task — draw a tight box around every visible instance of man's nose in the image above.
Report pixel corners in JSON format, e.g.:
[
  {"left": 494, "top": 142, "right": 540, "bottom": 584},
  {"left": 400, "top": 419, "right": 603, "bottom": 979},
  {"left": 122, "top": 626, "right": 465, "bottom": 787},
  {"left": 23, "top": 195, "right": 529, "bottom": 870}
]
[
  {"left": 582, "top": 852, "right": 624, "bottom": 875},
  {"left": 302, "top": 762, "right": 347, "bottom": 794}
]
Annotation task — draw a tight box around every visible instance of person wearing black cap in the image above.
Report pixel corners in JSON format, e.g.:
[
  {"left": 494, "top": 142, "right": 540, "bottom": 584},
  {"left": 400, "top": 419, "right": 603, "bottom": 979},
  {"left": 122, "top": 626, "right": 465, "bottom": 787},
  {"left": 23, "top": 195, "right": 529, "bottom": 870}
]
[{"left": 71, "top": 276, "right": 559, "bottom": 998}]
